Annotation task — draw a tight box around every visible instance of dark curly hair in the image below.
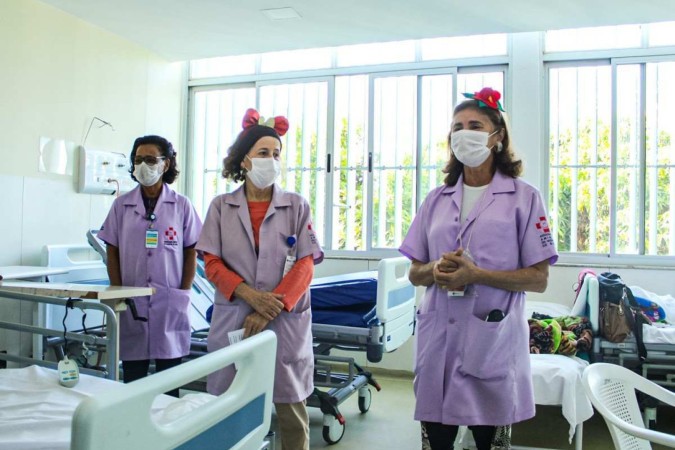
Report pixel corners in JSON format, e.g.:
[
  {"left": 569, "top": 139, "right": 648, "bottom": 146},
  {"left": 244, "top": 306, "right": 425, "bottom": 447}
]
[
  {"left": 128, "top": 135, "right": 179, "bottom": 184},
  {"left": 443, "top": 100, "right": 522, "bottom": 186},
  {"left": 222, "top": 125, "right": 282, "bottom": 182}
]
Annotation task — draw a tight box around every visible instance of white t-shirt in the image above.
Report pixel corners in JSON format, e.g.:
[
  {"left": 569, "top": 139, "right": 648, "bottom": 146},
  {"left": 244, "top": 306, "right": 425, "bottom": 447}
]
[{"left": 460, "top": 183, "right": 489, "bottom": 223}]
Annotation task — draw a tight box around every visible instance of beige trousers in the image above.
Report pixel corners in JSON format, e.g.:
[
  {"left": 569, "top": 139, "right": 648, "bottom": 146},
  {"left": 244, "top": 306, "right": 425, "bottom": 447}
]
[{"left": 275, "top": 400, "right": 310, "bottom": 450}]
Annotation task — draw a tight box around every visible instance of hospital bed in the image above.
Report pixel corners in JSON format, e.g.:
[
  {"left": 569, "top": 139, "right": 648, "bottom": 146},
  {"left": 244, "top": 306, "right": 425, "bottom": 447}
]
[
  {"left": 45, "top": 236, "right": 215, "bottom": 335},
  {"left": 0, "top": 284, "right": 121, "bottom": 379},
  {"left": 307, "top": 257, "right": 416, "bottom": 444},
  {"left": 577, "top": 272, "right": 675, "bottom": 428},
  {"left": 40, "top": 239, "right": 215, "bottom": 371},
  {"left": 0, "top": 330, "right": 277, "bottom": 450},
  {"left": 524, "top": 301, "right": 594, "bottom": 450},
  {"left": 72, "top": 238, "right": 416, "bottom": 445},
  {"left": 579, "top": 273, "right": 675, "bottom": 390}
]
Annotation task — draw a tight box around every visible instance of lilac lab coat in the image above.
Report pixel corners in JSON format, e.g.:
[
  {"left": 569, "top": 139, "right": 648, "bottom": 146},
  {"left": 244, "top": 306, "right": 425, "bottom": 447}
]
[
  {"left": 98, "top": 184, "right": 202, "bottom": 360},
  {"left": 196, "top": 184, "right": 324, "bottom": 404},
  {"left": 399, "top": 171, "right": 558, "bottom": 426}
]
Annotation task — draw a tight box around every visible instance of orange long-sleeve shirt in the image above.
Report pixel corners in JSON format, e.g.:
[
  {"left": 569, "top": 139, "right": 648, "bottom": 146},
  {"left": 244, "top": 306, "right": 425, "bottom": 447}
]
[{"left": 203, "top": 200, "right": 314, "bottom": 311}]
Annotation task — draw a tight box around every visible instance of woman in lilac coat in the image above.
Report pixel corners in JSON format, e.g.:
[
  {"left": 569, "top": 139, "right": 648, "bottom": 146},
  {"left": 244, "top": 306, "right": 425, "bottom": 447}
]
[
  {"left": 99, "top": 135, "right": 202, "bottom": 395},
  {"left": 399, "top": 88, "right": 558, "bottom": 450}
]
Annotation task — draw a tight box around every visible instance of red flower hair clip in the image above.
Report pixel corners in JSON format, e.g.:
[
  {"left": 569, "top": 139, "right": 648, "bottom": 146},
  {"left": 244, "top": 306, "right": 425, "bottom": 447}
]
[
  {"left": 462, "top": 87, "right": 505, "bottom": 112},
  {"left": 242, "top": 108, "right": 289, "bottom": 137}
]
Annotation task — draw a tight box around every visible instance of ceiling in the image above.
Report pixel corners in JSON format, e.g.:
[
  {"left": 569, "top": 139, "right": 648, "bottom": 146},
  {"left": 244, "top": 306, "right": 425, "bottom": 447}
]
[{"left": 39, "top": 0, "right": 675, "bottom": 62}]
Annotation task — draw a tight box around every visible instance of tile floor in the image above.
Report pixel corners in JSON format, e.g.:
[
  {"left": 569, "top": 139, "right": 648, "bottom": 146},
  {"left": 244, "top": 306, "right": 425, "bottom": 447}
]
[{"left": 269, "top": 372, "right": 675, "bottom": 450}]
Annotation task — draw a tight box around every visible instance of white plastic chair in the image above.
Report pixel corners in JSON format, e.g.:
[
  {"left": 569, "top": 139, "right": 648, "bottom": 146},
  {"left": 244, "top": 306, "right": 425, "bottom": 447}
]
[{"left": 582, "top": 363, "right": 675, "bottom": 449}]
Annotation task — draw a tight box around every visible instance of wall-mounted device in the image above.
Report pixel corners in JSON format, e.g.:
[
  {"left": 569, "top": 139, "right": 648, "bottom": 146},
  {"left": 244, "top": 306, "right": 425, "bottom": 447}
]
[{"left": 78, "top": 146, "right": 134, "bottom": 195}]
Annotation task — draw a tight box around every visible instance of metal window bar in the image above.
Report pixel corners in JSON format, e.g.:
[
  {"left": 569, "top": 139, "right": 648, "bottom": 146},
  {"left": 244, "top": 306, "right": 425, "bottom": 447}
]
[
  {"left": 647, "top": 63, "right": 659, "bottom": 255},
  {"left": 550, "top": 69, "right": 562, "bottom": 251},
  {"left": 192, "top": 92, "right": 206, "bottom": 216},
  {"left": 571, "top": 69, "right": 579, "bottom": 252},
  {"left": 638, "top": 63, "right": 648, "bottom": 255},
  {"left": 610, "top": 62, "right": 619, "bottom": 256},
  {"left": 671, "top": 166, "right": 675, "bottom": 255},
  {"left": 590, "top": 68, "right": 600, "bottom": 253}
]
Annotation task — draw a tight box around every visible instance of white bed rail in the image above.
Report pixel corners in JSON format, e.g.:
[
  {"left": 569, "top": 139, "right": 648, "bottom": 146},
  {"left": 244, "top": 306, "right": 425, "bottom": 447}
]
[
  {"left": 41, "top": 244, "right": 106, "bottom": 283},
  {"left": 375, "top": 256, "right": 414, "bottom": 323},
  {"left": 71, "top": 331, "right": 277, "bottom": 450}
]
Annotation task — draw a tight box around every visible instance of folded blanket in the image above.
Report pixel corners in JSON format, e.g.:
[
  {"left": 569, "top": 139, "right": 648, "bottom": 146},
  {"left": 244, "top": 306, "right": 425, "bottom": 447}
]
[{"left": 529, "top": 314, "right": 593, "bottom": 356}]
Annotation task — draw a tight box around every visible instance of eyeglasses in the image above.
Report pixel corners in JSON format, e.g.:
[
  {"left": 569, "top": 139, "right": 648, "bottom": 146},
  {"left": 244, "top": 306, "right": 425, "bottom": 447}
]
[{"left": 133, "top": 156, "right": 166, "bottom": 166}]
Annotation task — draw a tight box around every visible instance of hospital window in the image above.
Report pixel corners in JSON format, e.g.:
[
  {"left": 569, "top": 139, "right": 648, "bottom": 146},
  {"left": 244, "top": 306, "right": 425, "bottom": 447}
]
[
  {"left": 189, "top": 34, "right": 507, "bottom": 80},
  {"left": 259, "top": 81, "right": 329, "bottom": 246},
  {"left": 545, "top": 22, "right": 675, "bottom": 53},
  {"left": 188, "top": 35, "right": 507, "bottom": 252},
  {"left": 189, "top": 85, "right": 256, "bottom": 216},
  {"left": 188, "top": 69, "right": 504, "bottom": 252},
  {"left": 547, "top": 60, "right": 675, "bottom": 257}
]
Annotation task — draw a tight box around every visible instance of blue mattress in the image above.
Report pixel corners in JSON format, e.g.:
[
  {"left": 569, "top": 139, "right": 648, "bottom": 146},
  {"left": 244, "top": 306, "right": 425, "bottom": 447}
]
[{"left": 310, "top": 271, "right": 379, "bottom": 328}]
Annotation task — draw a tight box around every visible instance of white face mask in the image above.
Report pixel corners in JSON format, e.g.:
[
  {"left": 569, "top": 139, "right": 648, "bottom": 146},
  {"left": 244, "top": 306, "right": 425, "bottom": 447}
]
[
  {"left": 133, "top": 161, "right": 164, "bottom": 187},
  {"left": 246, "top": 156, "right": 280, "bottom": 189},
  {"left": 451, "top": 129, "right": 500, "bottom": 168}
]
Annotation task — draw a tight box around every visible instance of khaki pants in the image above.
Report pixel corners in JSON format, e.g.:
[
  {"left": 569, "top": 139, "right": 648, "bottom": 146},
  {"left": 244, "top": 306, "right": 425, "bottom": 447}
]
[{"left": 275, "top": 401, "right": 309, "bottom": 450}]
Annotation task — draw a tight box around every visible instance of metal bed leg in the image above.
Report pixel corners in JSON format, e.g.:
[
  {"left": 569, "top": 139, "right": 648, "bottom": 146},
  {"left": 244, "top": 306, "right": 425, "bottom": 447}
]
[
  {"left": 574, "top": 423, "right": 583, "bottom": 450},
  {"left": 260, "top": 431, "right": 275, "bottom": 450}
]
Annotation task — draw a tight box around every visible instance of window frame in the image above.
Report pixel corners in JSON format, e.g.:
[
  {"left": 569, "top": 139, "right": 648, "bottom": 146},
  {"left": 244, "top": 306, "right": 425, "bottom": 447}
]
[
  {"left": 186, "top": 58, "right": 507, "bottom": 257},
  {"left": 544, "top": 53, "right": 675, "bottom": 266}
]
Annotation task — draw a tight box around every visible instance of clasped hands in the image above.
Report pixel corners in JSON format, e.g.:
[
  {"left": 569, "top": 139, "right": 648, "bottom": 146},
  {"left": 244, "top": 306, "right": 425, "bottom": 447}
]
[
  {"left": 242, "top": 287, "right": 285, "bottom": 338},
  {"left": 433, "top": 248, "right": 475, "bottom": 292}
]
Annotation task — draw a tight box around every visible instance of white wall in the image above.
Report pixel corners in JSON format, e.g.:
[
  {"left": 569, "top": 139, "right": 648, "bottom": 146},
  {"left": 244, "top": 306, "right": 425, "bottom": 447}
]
[{"left": 0, "top": 0, "right": 184, "bottom": 354}]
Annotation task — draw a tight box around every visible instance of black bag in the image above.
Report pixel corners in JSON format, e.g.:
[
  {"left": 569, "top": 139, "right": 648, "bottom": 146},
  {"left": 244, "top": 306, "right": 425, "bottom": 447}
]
[
  {"left": 597, "top": 272, "right": 625, "bottom": 304},
  {"left": 597, "top": 272, "right": 650, "bottom": 361}
]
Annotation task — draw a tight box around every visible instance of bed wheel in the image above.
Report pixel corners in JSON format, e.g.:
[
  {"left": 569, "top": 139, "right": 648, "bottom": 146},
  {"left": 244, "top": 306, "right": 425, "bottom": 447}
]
[
  {"left": 322, "top": 415, "right": 345, "bottom": 444},
  {"left": 358, "top": 387, "right": 372, "bottom": 413}
]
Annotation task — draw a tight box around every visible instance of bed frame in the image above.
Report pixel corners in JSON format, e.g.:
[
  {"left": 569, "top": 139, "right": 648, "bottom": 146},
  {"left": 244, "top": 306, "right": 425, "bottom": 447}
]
[
  {"left": 0, "top": 287, "right": 119, "bottom": 379},
  {"left": 42, "top": 241, "right": 216, "bottom": 336},
  {"left": 577, "top": 273, "right": 675, "bottom": 386},
  {"left": 308, "top": 256, "right": 416, "bottom": 444},
  {"left": 578, "top": 272, "right": 675, "bottom": 428},
  {"left": 71, "top": 330, "right": 276, "bottom": 450}
]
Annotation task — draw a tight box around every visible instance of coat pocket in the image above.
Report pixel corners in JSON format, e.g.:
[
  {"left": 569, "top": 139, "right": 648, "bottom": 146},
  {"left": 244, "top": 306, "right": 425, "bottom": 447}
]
[
  {"left": 458, "top": 312, "right": 515, "bottom": 380},
  {"left": 273, "top": 308, "right": 313, "bottom": 365},
  {"left": 161, "top": 288, "right": 192, "bottom": 333},
  {"left": 414, "top": 311, "right": 438, "bottom": 375}
]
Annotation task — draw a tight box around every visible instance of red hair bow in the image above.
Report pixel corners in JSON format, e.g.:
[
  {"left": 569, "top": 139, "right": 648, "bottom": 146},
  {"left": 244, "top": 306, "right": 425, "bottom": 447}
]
[
  {"left": 242, "top": 108, "right": 289, "bottom": 137},
  {"left": 462, "top": 87, "right": 505, "bottom": 112}
]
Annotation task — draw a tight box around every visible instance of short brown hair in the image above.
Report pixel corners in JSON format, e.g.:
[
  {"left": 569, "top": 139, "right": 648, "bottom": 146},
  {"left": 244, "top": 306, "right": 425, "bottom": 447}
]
[{"left": 222, "top": 126, "right": 282, "bottom": 182}]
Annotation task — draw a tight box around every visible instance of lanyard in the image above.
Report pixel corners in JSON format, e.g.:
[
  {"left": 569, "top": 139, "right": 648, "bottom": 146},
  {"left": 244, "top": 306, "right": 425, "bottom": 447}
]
[{"left": 458, "top": 188, "right": 490, "bottom": 261}]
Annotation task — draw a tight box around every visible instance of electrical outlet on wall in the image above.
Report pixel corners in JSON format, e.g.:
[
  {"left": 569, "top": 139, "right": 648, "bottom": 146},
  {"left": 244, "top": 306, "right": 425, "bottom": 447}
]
[{"left": 77, "top": 146, "right": 134, "bottom": 195}]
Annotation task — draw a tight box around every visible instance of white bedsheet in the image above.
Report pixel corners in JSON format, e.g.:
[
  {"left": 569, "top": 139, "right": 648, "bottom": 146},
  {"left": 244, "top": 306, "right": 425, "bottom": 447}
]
[
  {"left": 642, "top": 322, "right": 675, "bottom": 344},
  {"left": 526, "top": 300, "right": 573, "bottom": 319},
  {"left": 526, "top": 301, "right": 594, "bottom": 443},
  {"left": 0, "top": 365, "right": 213, "bottom": 450},
  {"left": 531, "top": 354, "right": 594, "bottom": 442}
]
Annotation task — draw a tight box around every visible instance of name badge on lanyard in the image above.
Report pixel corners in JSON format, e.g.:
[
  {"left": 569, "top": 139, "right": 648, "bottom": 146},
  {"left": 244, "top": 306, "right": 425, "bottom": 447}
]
[
  {"left": 283, "top": 255, "right": 296, "bottom": 277},
  {"left": 145, "top": 230, "right": 159, "bottom": 248}
]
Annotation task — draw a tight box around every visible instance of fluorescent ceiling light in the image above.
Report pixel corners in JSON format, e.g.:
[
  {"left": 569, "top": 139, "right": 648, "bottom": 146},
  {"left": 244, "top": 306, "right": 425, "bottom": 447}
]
[{"left": 261, "top": 7, "right": 302, "bottom": 21}]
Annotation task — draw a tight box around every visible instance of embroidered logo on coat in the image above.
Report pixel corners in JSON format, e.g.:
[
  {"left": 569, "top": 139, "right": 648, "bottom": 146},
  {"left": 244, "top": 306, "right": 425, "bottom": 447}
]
[
  {"left": 536, "top": 217, "right": 554, "bottom": 247},
  {"left": 164, "top": 227, "right": 179, "bottom": 246},
  {"left": 535, "top": 217, "right": 550, "bottom": 233},
  {"left": 308, "top": 222, "right": 317, "bottom": 244}
]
